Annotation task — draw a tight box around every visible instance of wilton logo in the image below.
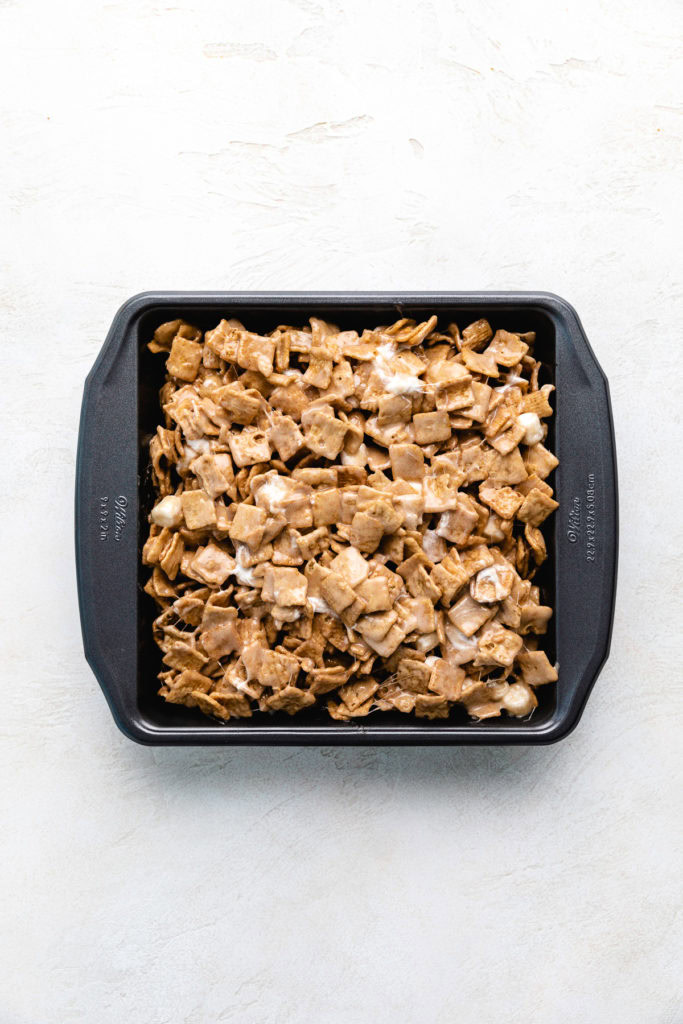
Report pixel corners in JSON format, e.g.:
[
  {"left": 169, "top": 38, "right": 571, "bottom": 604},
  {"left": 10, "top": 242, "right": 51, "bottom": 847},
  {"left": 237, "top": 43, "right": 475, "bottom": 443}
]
[
  {"left": 98, "top": 495, "right": 128, "bottom": 542},
  {"left": 567, "top": 496, "right": 581, "bottom": 544},
  {"left": 566, "top": 475, "right": 598, "bottom": 562},
  {"left": 114, "top": 495, "right": 128, "bottom": 541}
]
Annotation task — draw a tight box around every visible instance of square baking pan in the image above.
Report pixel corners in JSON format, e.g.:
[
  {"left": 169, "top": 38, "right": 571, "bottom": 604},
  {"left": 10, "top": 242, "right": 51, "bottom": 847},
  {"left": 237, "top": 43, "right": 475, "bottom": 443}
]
[{"left": 75, "top": 292, "right": 618, "bottom": 745}]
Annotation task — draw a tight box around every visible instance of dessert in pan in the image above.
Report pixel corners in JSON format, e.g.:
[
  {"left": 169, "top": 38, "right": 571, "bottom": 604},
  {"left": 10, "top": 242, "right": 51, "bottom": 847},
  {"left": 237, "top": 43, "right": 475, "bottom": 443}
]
[{"left": 143, "top": 313, "right": 559, "bottom": 724}]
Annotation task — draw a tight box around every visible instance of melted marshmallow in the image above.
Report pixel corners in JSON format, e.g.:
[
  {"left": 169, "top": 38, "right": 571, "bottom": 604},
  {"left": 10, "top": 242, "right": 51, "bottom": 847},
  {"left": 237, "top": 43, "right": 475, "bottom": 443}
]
[
  {"left": 256, "top": 474, "right": 291, "bottom": 513},
  {"left": 473, "top": 566, "right": 509, "bottom": 601},
  {"left": 373, "top": 343, "right": 424, "bottom": 396},
  {"left": 517, "top": 412, "right": 544, "bottom": 445},
  {"left": 150, "top": 494, "right": 183, "bottom": 528},
  {"left": 177, "top": 437, "right": 211, "bottom": 473},
  {"left": 230, "top": 544, "right": 256, "bottom": 586}
]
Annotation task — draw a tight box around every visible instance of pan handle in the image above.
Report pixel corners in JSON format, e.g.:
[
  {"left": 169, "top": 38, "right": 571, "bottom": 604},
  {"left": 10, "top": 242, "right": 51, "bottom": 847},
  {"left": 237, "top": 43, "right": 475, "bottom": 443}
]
[
  {"left": 75, "top": 301, "right": 142, "bottom": 739},
  {"left": 550, "top": 295, "right": 618, "bottom": 737}
]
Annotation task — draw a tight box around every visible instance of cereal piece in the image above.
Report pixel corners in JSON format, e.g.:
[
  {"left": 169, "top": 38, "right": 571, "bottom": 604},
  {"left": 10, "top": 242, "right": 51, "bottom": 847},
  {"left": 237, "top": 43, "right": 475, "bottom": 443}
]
[
  {"left": 413, "top": 410, "right": 452, "bottom": 444},
  {"left": 414, "top": 694, "right": 449, "bottom": 719},
  {"left": 436, "top": 497, "right": 478, "bottom": 545},
  {"left": 476, "top": 625, "right": 524, "bottom": 667},
  {"left": 461, "top": 682, "right": 506, "bottom": 720},
  {"left": 356, "top": 610, "right": 398, "bottom": 643},
  {"left": 191, "top": 452, "right": 232, "bottom": 499},
  {"left": 339, "top": 679, "right": 379, "bottom": 711},
  {"left": 200, "top": 607, "right": 241, "bottom": 659},
  {"left": 461, "top": 347, "right": 499, "bottom": 377},
  {"left": 478, "top": 484, "right": 524, "bottom": 520},
  {"left": 273, "top": 331, "right": 291, "bottom": 372},
  {"left": 400, "top": 596, "right": 436, "bottom": 633},
  {"left": 448, "top": 594, "right": 494, "bottom": 636},
  {"left": 520, "top": 385, "right": 554, "bottom": 418},
  {"left": 167, "top": 335, "right": 203, "bottom": 382},
  {"left": 517, "top": 488, "right": 559, "bottom": 526},
  {"left": 295, "top": 526, "right": 330, "bottom": 560},
  {"left": 181, "top": 490, "right": 216, "bottom": 530},
  {"left": 160, "top": 668, "right": 211, "bottom": 700},
  {"left": 524, "top": 443, "right": 558, "bottom": 480},
  {"left": 389, "top": 443, "right": 425, "bottom": 481},
  {"left": 460, "top": 544, "right": 495, "bottom": 578},
  {"left": 266, "top": 685, "right": 315, "bottom": 714},
  {"left": 303, "top": 347, "right": 334, "bottom": 389},
  {"left": 204, "top": 320, "right": 241, "bottom": 361},
  {"left": 312, "top": 488, "right": 342, "bottom": 527},
  {"left": 267, "top": 413, "right": 304, "bottom": 461},
  {"left": 396, "top": 657, "right": 431, "bottom": 693},
  {"left": 422, "top": 529, "right": 447, "bottom": 563},
  {"left": 190, "top": 543, "right": 235, "bottom": 587},
  {"left": 486, "top": 330, "right": 529, "bottom": 367},
  {"left": 173, "top": 594, "right": 205, "bottom": 626},
  {"left": 364, "top": 623, "right": 407, "bottom": 658},
  {"left": 159, "top": 533, "right": 184, "bottom": 579},
  {"left": 216, "top": 383, "right": 262, "bottom": 425},
  {"left": 430, "top": 554, "right": 468, "bottom": 605},
  {"left": 228, "top": 504, "right": 267, "bottom": 551},
  {"left": 253, "top": 472, "right": 313, "bottom": 528},
  {"left": 227, "top": 428, "right": 272, "bottom": 468},
  {"left": 470, "top": 564, "right": 515, "bottom": 603},
  {"left": 264, "top": 567, "right": 308, "bottom": 607},
  {"left": 460, "top": 439, "right": 494, "bottom": 483},
  {"left": 236, "top": 332, "right": 276, "bottom": 377},
  {"left": 293, "top": 467, "right": 337, "bottom": 487},
  {"left": 405, "top": 565, "right": 442, "bottom": 602},
  {"left": 271, "top": 528, "right": 304, "bottom": 566},
  {"left": 308, "top": 665, "right": 351, "bottom": 694},
  {"left": 327, "top": 697, "right": 374, "bottom": 719},
  {"left": 489, "top": 448, "right": 528, "bottom": 486},
  {"left": 444, "top": 622, "right": 479, "bottom": 664},
  {"left": 268, "top": 378, "right": 309, "bottom": 421},
  {"left": 428, "top": 659, "right": 465, "bottom": 701},
  {"left": 149, "top": 319, "right": 185, "bottom": 354},
  {"left": 397, "top": 550, "right": 432, "bottom": 580},
  {"left": 460, "top": 319, "right": 493, "bottom": 350},
  {"left": 468, "top": 381, "right": 493, "bottom": 423},
  {"left": 422, "top": 473, "right": 461, "bottom": 513},
  {"left": 329, "top": 545, "right": 369, "bottom": 587},
  {"left": 361, "top": 498, "right": 403, "bottom": 535},
  {"left": 378, "top": 394, "right": 413, "bottom": 425},
  {"left": 320, "top": 572, "right": 356, "bottom": 615},
  {"left": 425, "top": 358, "right": 471, "bottom": 387},
  {"left": 489, "top": 420, "right": 526, "bottom": 456},
  {"left": 524, "top": 523, "right": 547, "bottom": 564},
  {"left": 516, "top": 649, "right": 558, "bottom": 686},
  {"left": 350, "top": 511, "right": 384, "bottom": 554},
  {"left": 355, "top": 575, "right": 391, "bottom": 612},
  {"left": 322, "top": 360, "right": 355, "bottom": 399},
  {"left": 301, "top": 407, "right": 348, "bottom": 459},
  {"left": 162, "top": 640, "right": 209, "bottom": 672},
  {"left": 339, "top": 593, "right": 368, "bottom": 627}
]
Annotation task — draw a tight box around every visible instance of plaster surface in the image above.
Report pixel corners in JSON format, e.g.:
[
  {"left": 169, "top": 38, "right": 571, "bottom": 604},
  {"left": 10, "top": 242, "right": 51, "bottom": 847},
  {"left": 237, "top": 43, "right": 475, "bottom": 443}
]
[{"left": 1, "top": 1, "right": 681, "bottom": 1021}]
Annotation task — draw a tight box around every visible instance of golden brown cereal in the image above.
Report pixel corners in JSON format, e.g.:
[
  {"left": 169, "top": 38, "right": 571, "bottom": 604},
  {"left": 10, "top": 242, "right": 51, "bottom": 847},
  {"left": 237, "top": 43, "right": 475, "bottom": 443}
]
[{"left": 145, "top": 314, "right": 558, "bottom": 723}]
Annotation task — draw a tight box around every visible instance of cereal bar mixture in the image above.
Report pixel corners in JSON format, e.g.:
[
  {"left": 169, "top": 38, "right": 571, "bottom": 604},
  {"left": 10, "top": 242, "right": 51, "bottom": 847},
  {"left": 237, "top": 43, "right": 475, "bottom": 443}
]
[{"left": 143, "top": 313, "right": 559, "bottom": 723}]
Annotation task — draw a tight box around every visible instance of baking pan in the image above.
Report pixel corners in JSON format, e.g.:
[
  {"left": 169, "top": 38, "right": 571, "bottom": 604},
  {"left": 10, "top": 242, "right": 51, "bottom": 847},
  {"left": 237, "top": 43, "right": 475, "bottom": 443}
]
[{"left": 75, "top": 292, "right": 618, "bottom": 745}]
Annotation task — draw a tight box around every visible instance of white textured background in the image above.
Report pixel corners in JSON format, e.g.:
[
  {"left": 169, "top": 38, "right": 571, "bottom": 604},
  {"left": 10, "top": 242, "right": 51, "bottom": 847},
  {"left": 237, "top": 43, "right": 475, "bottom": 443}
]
[{"left": 1, "top": 1, "right": 682, "bottom": 1022}]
